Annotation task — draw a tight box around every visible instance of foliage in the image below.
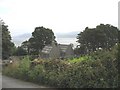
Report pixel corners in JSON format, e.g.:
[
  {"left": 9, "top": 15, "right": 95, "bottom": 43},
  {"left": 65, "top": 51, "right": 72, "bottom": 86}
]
[
  {"left": 2, "top": 58, "right": 20, "bottom": 77},
  {"left": 67, "top": 55, "right": 92, "bottom": 63},
  {"left": 2, "top": 23, "right": 15, "bottom": 59},
  {"left": 3, "top": 45, "right": 118, "bottom": 88},
  {"left": 18, "top": 56, "right": 30, "bottom": 79},
  {"left": 14, "top": 46, "right": 27, "bottom": 56},
  {"left": 21, "top": 40, "right": 30, "bottom": 55},
  {"left": 21, "top": 26, "right": 56, "bottom": 55},
  {"left": 76, "top": 24, "right": 118, "bottom": 55},
  {"left": 117, "top": 43, "right": 120, "bottom": 87}
]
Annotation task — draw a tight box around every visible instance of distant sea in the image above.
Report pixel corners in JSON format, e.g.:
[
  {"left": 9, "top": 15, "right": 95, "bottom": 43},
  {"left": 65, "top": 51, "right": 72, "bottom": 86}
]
[
  {"left": 12, "top": 31, "right": 80, "bottom": 48},
  {"left": 56, "top": 38, "right": 78, "bottom": 48},
  {"left": 13, "top": 37, "right": 78, "bottom": 48}
]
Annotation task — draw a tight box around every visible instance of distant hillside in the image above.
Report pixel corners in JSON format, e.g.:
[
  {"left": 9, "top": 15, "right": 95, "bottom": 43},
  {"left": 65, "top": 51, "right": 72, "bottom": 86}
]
[
  {"left": 12, "top": 31, "right": 80, "bottom": 47},
  {"left": 12, "top": 33, "right": 31, "bottom": 46}
]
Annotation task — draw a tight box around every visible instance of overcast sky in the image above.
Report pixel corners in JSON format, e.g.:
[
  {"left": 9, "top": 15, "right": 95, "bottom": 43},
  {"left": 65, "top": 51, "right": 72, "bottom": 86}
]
[{"left": 0, "top": 0, "right": 119, "bottom": 37}]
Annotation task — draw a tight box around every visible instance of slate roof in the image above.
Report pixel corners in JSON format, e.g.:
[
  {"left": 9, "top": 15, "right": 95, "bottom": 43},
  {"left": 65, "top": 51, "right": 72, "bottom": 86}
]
[
  {"left": 59, "top": 44, "right": 69, "bottom": 52},
  {"left": 41, "top": 44, "right": 71, "bottom": 54},
  {"left": 41, "top": 46, "right": 53, "bottom": 54}
]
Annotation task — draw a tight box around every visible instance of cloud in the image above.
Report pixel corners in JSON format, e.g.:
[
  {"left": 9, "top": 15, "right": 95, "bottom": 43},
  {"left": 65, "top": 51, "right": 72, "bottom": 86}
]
[{"left": 0, "top": 0, "right": 118, "bottom": 37}]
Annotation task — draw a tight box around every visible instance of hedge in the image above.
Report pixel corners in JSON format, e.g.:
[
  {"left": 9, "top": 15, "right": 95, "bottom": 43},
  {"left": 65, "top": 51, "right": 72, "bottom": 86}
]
[{"left": 2, "top": 46, "right": 119, "bottom": 88}]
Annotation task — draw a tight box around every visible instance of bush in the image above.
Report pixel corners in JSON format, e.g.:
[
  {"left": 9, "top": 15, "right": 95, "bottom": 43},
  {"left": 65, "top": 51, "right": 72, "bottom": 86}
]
[
  {"left": 2, "top": 46, "right": 118, "bottom": 88},
  {"left": 17, "top": 56, "right": 30, "bottom": 80},
  {"left": 2, "top": 56, "right": 31, "bottom": 80}
]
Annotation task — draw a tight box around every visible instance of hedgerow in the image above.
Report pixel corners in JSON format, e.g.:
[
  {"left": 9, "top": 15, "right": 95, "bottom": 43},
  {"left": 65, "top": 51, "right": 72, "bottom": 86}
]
[{"left": 2, "top": 45, "right": 118, "bottom": 88}]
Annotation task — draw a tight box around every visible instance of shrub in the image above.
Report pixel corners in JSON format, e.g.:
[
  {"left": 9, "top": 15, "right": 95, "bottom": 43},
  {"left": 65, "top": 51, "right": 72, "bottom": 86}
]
[
  {"left": 17, "top": 56, "right": 30, "bottom": 80},
  {"left": 2, "top": 46, "right": 118, "bottom": 88},
  {"left": 2, "top": 56, "right": 31, "bottom": 80}
]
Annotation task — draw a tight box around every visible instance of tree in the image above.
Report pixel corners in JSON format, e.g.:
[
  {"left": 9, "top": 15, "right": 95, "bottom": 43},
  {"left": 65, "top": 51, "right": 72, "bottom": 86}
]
[
  {"left": 2, "top": 23, "right": 15, "bottom": 59},
  {"left": 77, "top": 24, "right": 118, "bottom": 54},
  {"left": 14, "top": 46, "right": 27, "bottom": 56},
  {"left": 21, "top": 40, "right": 30, "bottom": 55},
  {"left": 117, "top": 30, "right": 120, "bottom": 86},
  {"left": 25, "top": 26, "right": 56, "bottom": 55},
  {"left": 0, "top": 19, "right": 2, "bottom": 59}
]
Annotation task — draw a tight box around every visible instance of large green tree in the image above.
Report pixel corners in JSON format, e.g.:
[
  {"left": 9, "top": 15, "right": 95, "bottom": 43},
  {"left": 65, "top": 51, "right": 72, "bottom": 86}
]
[
  {"left": 2, "top": 23, "right": 15, "bottom": 59},
  {"left": 76, "top": 24, "right": 118, "bottom": 54},
  {"left": 0, "top": 20, "right": 2, "bottom": 59},
  {"left": 22, "top": 26, "right": 56, "bottom": 55}
]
